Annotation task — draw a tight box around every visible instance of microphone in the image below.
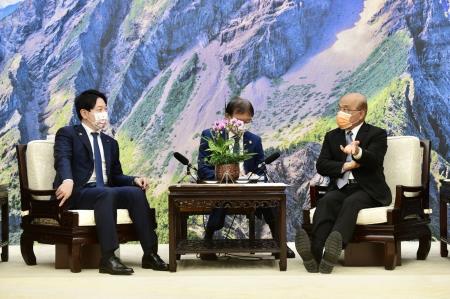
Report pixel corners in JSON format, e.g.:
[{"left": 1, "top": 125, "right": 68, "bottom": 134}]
[
  {"left": 247, "top": 152, "right": 280, "bottom": 181},
  {"left": 173, "top": 152, "right": 190, "bottom": 166},
  {"left": 173, "top": 152, "right": 198, "bottom": 171},
  {"left": 257, "top": 152, "right": 280, "bottom": 169}
]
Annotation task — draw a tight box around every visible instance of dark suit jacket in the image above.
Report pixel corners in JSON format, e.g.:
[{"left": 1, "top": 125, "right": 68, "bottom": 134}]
[
  {"left": 197, "top": 129, "right": 265, "bottom": 180},
  {"left": 53, "top": 125, "right": 135, "bottom": 191},
  {"left": 316, "top": 122, "right": 392, "bottom": 206}
]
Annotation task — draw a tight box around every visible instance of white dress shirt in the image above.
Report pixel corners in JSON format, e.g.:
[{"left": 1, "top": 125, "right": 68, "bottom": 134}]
[{"left": 81, "top": 122, "right": 108, "bottom": 184}]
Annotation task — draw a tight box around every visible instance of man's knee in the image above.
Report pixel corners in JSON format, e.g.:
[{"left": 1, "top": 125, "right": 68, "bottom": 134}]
[
  {"left": 341, "top": 196, "right": 365, "bottom": 211},
  {"left": 316, "top": 193, "right": 337, "bottom": 209}
]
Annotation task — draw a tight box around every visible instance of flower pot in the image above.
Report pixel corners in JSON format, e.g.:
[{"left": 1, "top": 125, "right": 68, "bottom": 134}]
[{"left": 215, "top": 163, "right": 240, "bottom": 183}]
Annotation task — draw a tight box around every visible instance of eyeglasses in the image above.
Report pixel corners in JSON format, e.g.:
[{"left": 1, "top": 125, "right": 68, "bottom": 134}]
[{"left": 337, "top": 105, "right": 361, "bottom": 114}]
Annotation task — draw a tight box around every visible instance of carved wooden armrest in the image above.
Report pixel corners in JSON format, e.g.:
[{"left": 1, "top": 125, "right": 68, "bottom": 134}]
[
  {"left": 309, "top": 185, "right": 328, "bottom": 208},
  {"left": 393, "top": 185, "right": 429, "bottom": 221}
]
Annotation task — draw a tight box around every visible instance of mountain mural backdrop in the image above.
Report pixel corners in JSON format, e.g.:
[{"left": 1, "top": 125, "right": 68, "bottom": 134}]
[{"left": 0, "top": 0, "right": 449, "bottom": 244}]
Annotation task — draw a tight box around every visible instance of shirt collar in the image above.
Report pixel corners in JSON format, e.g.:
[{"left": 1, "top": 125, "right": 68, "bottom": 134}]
[
  {"left": 81, "top": 121, "right": 99, "bottom": 135},
  {"left": 347, "top": 122, "right": 364, "bottom": 137}
]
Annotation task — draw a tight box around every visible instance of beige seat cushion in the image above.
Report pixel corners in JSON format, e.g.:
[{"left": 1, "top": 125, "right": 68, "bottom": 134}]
[
  {"left": 24, "top": 139, "right": 134, "bottom": 226},
  {"left": 70, "top": 209, "right": 133, "bottom": 226},
  {"left": 310, "top": 136, "right": 423, "bottom": 225},
  {"left": 309, "top": 206, "right": 390, "bottom": 225}
]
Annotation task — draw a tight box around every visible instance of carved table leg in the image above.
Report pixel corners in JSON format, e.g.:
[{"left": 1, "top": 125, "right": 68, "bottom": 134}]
[
  {"left": 440, "top": 198, "right": 448, "bottom": 257},
  {"left": 278, "top": 197, "right": 287, "bottom": 271},
  {"left": 169, "top": 196, "right": 177, "bottom": 272}
]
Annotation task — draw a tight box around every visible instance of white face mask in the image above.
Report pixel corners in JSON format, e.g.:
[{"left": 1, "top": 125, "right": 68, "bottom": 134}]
[
  {"left": 243, "top": 123, "right": 252, "bottom": 132},
  {"left": 93, "top": 111, "right": 108, "bottom": 130}
]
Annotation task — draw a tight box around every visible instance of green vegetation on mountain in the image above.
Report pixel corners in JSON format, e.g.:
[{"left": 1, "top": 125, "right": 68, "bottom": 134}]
[{"left": 266, "top": 30, "right": 413, "bottom": 154}]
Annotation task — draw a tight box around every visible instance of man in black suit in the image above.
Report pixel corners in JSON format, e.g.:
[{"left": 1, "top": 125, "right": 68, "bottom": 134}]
[
  {"left": 296, "top": 93, "right": 391, "bottom": 274},
  {"left": 54, "top": 89, "right": 168, "bottom": 274},
  {"left": 197, "top": 97, "right": 295, "bottom": 260}
]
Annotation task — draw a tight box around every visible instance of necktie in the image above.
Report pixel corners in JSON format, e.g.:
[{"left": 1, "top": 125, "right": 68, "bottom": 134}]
[
  {"left": 336, "top": 131, "right": 353, "bottom": 189},
  {"left": 91, "top": 132, "right": 105, "bottom": 187},
  {"left": 233, "top": 135, "right": 240, "bottom": 154}
]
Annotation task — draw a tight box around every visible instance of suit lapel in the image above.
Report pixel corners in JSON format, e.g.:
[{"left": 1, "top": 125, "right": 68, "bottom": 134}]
[
  {"left": 338, "top": 129, "right": 347, "bottom": 161},
  {"left": 74, "top": 125, "right": 93, "bottom": 161},
  {"left": 355, "top": 122, "right": 370, "bottom": 146},
  {"left": 100, "top": 133, "right": 111, "bottom": 177},
  {"left": 243, "top": 132, "right": 254, "bottom": 172},
  {"left": 243, "top": 131, "right": 250, "bottom": 151}
]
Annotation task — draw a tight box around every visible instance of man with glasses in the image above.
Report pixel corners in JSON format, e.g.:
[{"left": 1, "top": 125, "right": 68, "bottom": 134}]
[
  {"left": 295, "top": 92, "right": 391, "bottom": 273},
  {"left": 197, "top": 96, "right": 295, "bottom": 260}
]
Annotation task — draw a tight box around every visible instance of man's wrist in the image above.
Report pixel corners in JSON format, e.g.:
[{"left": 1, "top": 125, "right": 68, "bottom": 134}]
[{"left": 353, "top": 147, "right": 363, "bottom": 160}]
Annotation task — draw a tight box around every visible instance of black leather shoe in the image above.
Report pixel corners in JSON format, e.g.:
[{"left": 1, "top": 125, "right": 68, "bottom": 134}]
[
  {"left": 142, "top": 253, "right": 169, "bottom": 271},
  {"left": 199, "top": 253, "right": 218, "bottom": 260},
  {"left": 99, "top": 256, "right": 134, "bottom": 275},
  {"left": 272, "top": 245, "right": 296, "bottom": 259},
  {"left": 295, "top": 228, "right": 318, "bottom": 273},
  {"left": 319, "top": 231, "right": 342, "bottom": 274}
]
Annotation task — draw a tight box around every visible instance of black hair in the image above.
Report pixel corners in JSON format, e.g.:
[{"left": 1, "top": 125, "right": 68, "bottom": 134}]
[
  {"left": 74, "top": 89, "right": 107, "bottom": 120},
  {"left": 225, "top": 96, "right": 254, "bottom": 117}
]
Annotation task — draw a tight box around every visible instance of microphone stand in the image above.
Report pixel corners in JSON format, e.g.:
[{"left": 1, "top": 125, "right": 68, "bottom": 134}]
[
  {"left": 177, "top": 164, "right": 199, "bottom": 184},
  {"left": 261, "top": 167, "right": 275, "bottom": 183}
]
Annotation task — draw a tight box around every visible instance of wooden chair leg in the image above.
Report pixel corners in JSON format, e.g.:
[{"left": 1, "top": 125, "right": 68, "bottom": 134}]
[
  {"left": 20, "top": 232, "right": 36, "bottom": 265},
  {"left": 396, "top": 241, "right": 402, "bottom": 266},
  {"left": 417, "top": 226, "right": 431, "bottom": 260},
  {"left": 384, "top": 241, "right": 397, "bottom": 270},
  {"left": 441, "top": 242, "right": 448, "bottom": 258},
  {"left": 1, "top": 246, "right": 8, "bottom": 262},
  {"left": 1, "top": 200, "right": 8, "bottom": 262},
  {"left": 69, "top": 244, "right": 82, "bottom": 273}
]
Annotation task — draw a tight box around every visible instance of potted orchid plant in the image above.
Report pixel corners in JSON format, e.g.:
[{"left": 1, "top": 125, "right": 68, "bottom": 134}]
[{"left": 204, "top": 118, "right": 255, "bottom": 182}]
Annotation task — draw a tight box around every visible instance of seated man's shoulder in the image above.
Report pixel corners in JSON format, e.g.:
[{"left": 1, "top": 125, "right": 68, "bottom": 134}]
[
  {"left": 325, "top": 127, "right": 342, "bottom": 137},
  {"left": 366, "top": 123, "right": 387, "bottom": 135},
  {"left": 200, "top": 128, "right": 213, "bottom": 138},
  {"left": 245, "top": 131, "right": 262, "bottom": 142},
  {"left": 56, "top": 125, "right": 77, "bottom": 136}
]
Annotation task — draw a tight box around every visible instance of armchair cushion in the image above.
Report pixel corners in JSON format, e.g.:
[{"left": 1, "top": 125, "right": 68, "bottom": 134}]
[
  {"left": 71, "top": 209, "right": 133, "bottom": 226},
  {"left": 383, "top": 136, "right": 422, "bottom": 206},
  {"left": 309, "top": 206, "right": 390, "bottom": 225},
  {"left": 26, "top": 140, "right": 56, "bottom": 201}
]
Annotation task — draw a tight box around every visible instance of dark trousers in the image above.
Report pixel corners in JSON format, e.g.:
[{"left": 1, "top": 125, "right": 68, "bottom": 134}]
[
  {"left": 69, "top": 186, "right": 157, "bottom": 255},
  {"left": 206, "top": 207, "right": 278, "bottom": 239},
  {"left": 311, "top": 184, "right": 380, "bottom": 262}
]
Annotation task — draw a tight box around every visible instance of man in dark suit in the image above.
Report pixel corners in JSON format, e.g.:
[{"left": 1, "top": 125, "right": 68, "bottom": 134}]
[
  {"left": 54, "top": 89, "right": 168, "bottom": 274},
  {"left": 197, "top": 97, "right": 295, "bottom": 260},
  {"left": 295, "top": 93, "right": 391, "bottom": 274}
]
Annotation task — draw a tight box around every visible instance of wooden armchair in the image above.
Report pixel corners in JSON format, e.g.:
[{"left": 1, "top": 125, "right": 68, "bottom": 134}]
[
  {"left": 17, "top": 140, "right": 157, "bottom": 272},
  {"left": 303, "top": 136, "right": 431, "bottom": 270}
]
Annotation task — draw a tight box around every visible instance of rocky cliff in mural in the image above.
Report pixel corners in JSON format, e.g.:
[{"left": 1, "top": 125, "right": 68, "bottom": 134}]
[{"left": 0, "top": 0, "right": 448, "bottom": 243}]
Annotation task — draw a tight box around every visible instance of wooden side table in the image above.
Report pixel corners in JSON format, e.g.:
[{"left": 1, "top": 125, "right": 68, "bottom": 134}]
[
  {"left": 0, "top": 184, "right": 8, "bottom": 262},
  {"left": 440, "top": 179, "right": 450, "bottom": 257},
  {"left": 168, "top": 183, "right": 287, "bottom": 272}
]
